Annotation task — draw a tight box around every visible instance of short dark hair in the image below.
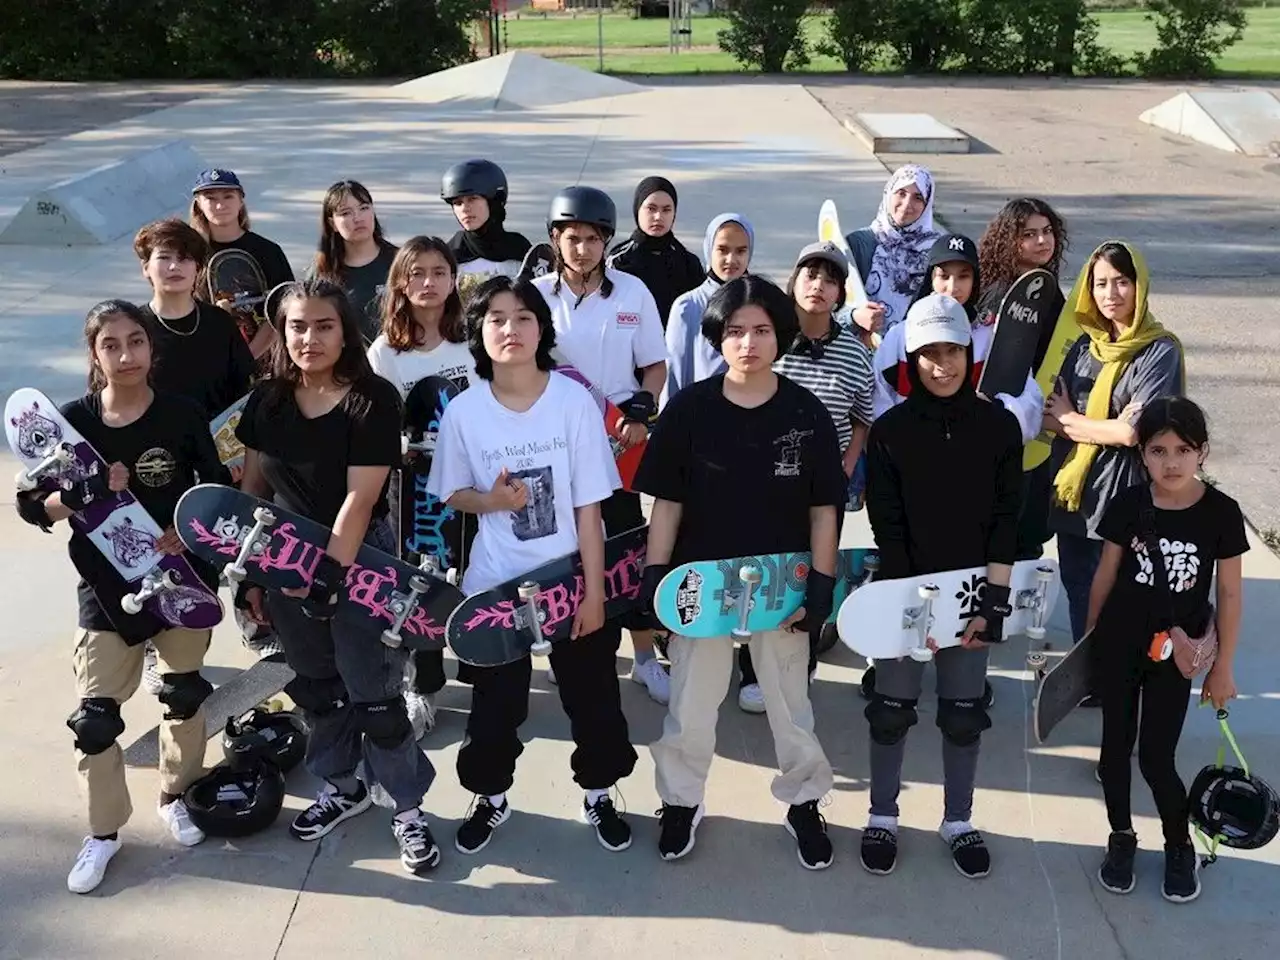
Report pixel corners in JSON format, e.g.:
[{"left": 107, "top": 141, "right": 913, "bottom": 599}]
[
  {"left": 464, "top": 275, "right": 557, "bottom": 381},
  {"left": 786, "top": 257, "right": 847, "bottom": 313},
  {"left": 1137, "top": 396, "right": 1209, "bottom": 450},
  {"left": 265, "top": 277, "right": 374, "bottom": 388},
  {"left": 133, "top": 218, "right": 210, "bottom": 268},
  {"left": 701, "top": 275, "right": 798, "bottom": 354}
]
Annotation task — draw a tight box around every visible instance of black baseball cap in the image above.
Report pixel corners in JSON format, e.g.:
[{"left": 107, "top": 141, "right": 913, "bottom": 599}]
[{"left": 192, "top": 169, "right": 243, "bottom": 194}]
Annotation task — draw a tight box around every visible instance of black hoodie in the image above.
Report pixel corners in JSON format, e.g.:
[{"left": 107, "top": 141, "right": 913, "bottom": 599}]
[{"left": 866, "top": 349, "right": 1023, "bottom": 580}]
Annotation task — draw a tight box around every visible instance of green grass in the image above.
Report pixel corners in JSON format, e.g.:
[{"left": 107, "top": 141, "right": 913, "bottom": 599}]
[{"left": 498, "top": 8, "right": 1280, "bottom": 76}]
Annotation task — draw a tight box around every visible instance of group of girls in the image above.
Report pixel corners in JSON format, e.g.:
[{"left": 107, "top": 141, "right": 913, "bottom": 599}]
[{"left": 18, "top": 159, "right": 1244, "bottom": 906}]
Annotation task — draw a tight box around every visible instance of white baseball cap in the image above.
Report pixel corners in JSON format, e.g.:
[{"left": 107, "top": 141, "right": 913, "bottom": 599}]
[{"left": 904, "top": 294, "right": 972, "bottom": 353}]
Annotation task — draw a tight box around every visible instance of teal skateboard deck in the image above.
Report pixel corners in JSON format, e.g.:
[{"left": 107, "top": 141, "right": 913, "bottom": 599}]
[{"left": 654, "top": 548, "right": 876, "bottom": 639}]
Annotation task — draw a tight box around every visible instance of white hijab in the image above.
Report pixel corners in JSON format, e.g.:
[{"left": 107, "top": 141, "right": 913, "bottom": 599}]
[{"left": 866, "top": 164, "right": 940, "bottom": 332}]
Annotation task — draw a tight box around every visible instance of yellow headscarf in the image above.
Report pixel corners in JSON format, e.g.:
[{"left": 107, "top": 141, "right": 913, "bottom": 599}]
[{"left": 1053, "top": 241, "right": 1185, "bottom": 512}]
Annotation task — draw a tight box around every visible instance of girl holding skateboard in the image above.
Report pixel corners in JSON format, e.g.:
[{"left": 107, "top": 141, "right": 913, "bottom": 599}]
[
  {"left": 1044, "top": 242, "right": 1185, "bottom": 705},
  {"left": 235, "top": 278, "right": 441, "bottom": 876},
  {"left": 427, "top": 275, "right": 637, "bottom": 856},
  {"left": 440, "top": 159, "right": 531, "bottom": 289},
  {"left": 1087, "top": 397, "right": 1245, "bottom": 903},
  {"left": 309, "top": 180, "right": 398, "bottom": 346},
  {"left": 531, "top": 186, "right": 671, "bottom": 704},
  {"left": 15, "top": 300, "right": 229, "bottom": 894}
]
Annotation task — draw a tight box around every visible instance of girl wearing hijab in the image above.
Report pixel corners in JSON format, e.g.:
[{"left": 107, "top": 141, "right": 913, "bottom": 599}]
[
  {"left": 441, "top": 159, "right": 532, "bottom": 293},
  {"left": 1044, "top": 241, "right": 1185, "bottom": 706},
  {"left": 607, "top": 176, "right": 704, "bottom": 327},
  {"left": 845, "top": 164, "right": 942, "bottom": 339}
]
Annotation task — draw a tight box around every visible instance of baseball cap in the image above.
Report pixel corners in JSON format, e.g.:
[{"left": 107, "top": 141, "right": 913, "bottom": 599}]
[
  {"left": 793, "top": 241, "right": 849, "bottom": 282},
  {"left": 192, "top": 169, "right": 243, "bottom": 194},
  {"left": 927, "top": 233, "right": 978, "bottom": 270},
  {"left": 904, "top": 294, "right": 972, "bottom": 353}
]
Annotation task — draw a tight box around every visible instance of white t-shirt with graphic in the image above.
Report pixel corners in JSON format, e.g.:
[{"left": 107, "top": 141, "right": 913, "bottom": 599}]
[
  {"left": 532, "top": 268, "right": 667, "bottom": 404},
  {"left": 366, "top": 336, "right": 476, "bottom": 399},
  {"left": 427, "top": 373, "right": 621, "bottom": 594}
]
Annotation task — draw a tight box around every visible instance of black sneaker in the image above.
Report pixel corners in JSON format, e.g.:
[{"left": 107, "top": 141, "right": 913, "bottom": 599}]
[
  {"left": 583, "top": 794, "right": 632, "bottom": 852},
  {"left": 860, "top": 665, "right": 876, "bottom": 700},
  {"left": 455, "top": 796, "right": 510, "bottom": 854},
  {"left": 860, "top": 826, "right": 898, "bottom": 875},
  {"left": 1162, "top": 842, "right": 1201, "bottom": 903},
  {"left": 1098, "top": 830, "right": 1137, "bottom": 894},
  {"left": 393, "top": 812, "right": 441, "bottom": 875},
  {"left": 942, "top": 824, "right": 991, "bottom": 879},
  {"left": 657, "top": 803, "right": 704, "bottom": 861},
  {"left": 290, "top": 782, "right": 372, "bottom": 841},
  {"left": 785, "top": 800, "right": 833, "bottom": 870}
]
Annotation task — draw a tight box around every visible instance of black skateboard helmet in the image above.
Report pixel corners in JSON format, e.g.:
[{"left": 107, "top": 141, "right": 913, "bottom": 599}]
[
  {"left": 546, "top": 186, "right": 616, "bottom": 240},
  {"left": 222, "top": 708, "right": 308, "bottom": 774},
  {"left": 1189, "top": 763, "right": 1279, "bottom": 851},
  {"left": 183, "top": 763, "right": 286, "bottom": 838},
  {"left": 441, "top": 160, "right": 508, "bottom": 204}
]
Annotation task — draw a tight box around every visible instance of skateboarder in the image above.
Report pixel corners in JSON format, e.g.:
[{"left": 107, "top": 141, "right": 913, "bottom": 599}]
[
  {"left": 860, "top": 293, "right": 1023, "bottom": 879},
  {"left": 1088, "top": 397, "right": 1245, "bottom": 903},
  {"left": 308, "top": 179, "right": 398, "bottom": 345},
  {"left": 234, "top": 277, "right": 441, "bottom": 876},
  {"left": 531, "top": 186, "right": 671, "bottom": 704},
  {"left": 607, "top": 175, "right": 704, "bottom": 327},
  {"left": 14, "top": 299, "right": 231, "bottom": 893},
  {"left": 1044, "top": 242, "right": 1185, "bottom": 706},
  {"left": 663, "top": 212, "right": 754, "bottom": 402},
  {"left": 635, "top": 274, "right": 844, "bottom": 869},
  {"left": 441, "top": 159, "right": 532, "bottom": 286},
  {"left": 426, "top": 274, "right": 638, "bottom": 856}
]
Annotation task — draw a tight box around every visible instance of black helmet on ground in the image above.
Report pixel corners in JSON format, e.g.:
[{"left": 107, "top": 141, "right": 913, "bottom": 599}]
[
  {"left": 442, "top": 160, "right": 508, "bottom": 204},
  {"left": 546, "top": 186, "right": 616, "bottom": 240},
  {"left": 182, "top": 763, "right": 286, "bottom": 838},
  {"left": 222, "top": 708, "right": 308, "bottom": 774}
]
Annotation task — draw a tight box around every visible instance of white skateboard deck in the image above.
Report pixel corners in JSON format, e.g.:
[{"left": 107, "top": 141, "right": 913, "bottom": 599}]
[
  {"left": 818, "top": 198, "right": 870, "bottom": 315},
  {"left": 836, "top": 559, "right": 1060, "bottom": 661}
]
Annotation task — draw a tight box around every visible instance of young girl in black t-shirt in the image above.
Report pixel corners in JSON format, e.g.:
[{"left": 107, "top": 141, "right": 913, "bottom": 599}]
[
  {"left": 234, "top": 277, "right": 441, "bottom": 876},
  {"left": 14, "top": 300, "right": 229, "bottom": 894},
  {"left": 1087, "top": 397, "right": 1246, "bottom": 904},
  {"left": 308, "top": 180, "right": 398, "bottom": 346}
]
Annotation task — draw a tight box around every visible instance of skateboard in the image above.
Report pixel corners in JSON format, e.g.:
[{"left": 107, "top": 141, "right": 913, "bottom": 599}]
[
  {"left": 174, "top": 483, "right": 463, "bottom": 652},
  {"left": 446, "top": 525, "right": 647, "bottom": 667},
  {"left": 818, "top": 199, "right": 870, "bottom": 322},
  {"left": 1033, "top": 632, "right": 1094, "bottom": 743},
  {"left": 399, "top": 375, "right": 474, "bottom": 573},
  {"left": 1023, "top": 292, "right": 1083, "bottom": 471},
  {"left": 210, "top": 393, "right": 249, "bottom": 472},
  {"left": 976, "top": 269, "right": 1065, "bottom": 401},
  {"left": 518, "top": 242, "right": 555, "bottom": 281},
  {"left": 208, "top": 248, "right": 268, "bottom": 345},
  {"left": 654, "top": 547, "right": 877, "bottom": 639},
  {"left": 835, "top": 559, "right": 1061, "bottom": 662},
  {"left": 552, "top": 358, "right": 645, "bottom": 493},
  {"left": 5, "top": 388, "right": 224, "bottom": 629}
]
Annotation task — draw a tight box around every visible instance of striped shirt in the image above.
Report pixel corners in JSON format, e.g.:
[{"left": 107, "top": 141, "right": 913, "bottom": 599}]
[{"left": 773, "top": 323, "right": 874, "bottom": 451}]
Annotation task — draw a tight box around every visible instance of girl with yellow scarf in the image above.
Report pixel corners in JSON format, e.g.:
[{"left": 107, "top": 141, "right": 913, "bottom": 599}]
[{"left": 1043, "top": 242, "right": 1185, "bottom": 704}]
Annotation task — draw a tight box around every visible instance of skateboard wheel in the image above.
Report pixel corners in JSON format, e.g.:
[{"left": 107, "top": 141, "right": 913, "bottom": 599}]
[
  {"left": 919, "top": 584, "right": 940, "bottom": 600},
  {"left": 1027, "top": 625, "right": 1046, "bottom": 640},
  {"left": 252, "top": 506, "right": 276, "bottom": 526},
  {"left": 446, "top": 568, "right": 459, "bottom": 586},
  {"left": 530, "top": 639, "right": 552, "bottom": 657},
  {"left": 865, "top": 554, "right": 880, "bottom": 574},
  {"left": 121, "top": 594, "right": 143, "bottom": 615},
  {"left": 1026, "top": 651, "right": 1046, "bottom": 672},
  {"left": 400, "top": 434, "right": 411, "bottom": 457},
  {"left": 380, "top": 629, "right": 403, "bottom": 649},
  {"left": 518, "top": 581, "right": 540, "bottom": 601},
  {"left": 738, "top": 566, "right": 763, "bottom": 586},
  {"left": 159, "top": 569, "right": 178, "bottom": 590},
  {"left": 223, "top": 563, "right": 246, "bottom": 584},
  {"left": 408, "top": 575, "right": 427, "bottom": 593},
  {"left": 1034, "top": 566, "right": 1054, "bottom": 583},
  {"left": 14, "top": 469, "right": 37, "bottom": 491},
  {"left": 909, "top": 646, "right": 934, "bottom": 663}
]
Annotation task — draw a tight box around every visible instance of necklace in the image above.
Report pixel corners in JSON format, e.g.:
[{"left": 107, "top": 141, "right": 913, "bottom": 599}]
[{"left": 154, "top": 302, "right": 201, "bottom": 337}]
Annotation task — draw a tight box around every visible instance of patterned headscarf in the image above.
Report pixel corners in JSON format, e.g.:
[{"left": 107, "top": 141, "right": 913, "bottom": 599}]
[{"left": 866, "top": 164, "right": 941, "bottom": 333}]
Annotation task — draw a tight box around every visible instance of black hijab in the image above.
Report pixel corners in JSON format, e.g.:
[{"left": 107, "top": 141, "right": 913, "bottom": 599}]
[{"left": 447, "top": 194, "right": 530, "bottom": 265}]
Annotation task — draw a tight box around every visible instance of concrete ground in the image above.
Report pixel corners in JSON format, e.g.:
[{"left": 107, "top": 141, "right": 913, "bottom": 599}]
[{"left": 1, "top": 70, "right": 1279, "bottom": 959}]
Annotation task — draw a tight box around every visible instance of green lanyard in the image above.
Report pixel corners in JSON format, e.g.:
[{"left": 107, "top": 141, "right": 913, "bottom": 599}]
[{"left": 1193, "top": 706, "right": 1249, "bottom": 865}]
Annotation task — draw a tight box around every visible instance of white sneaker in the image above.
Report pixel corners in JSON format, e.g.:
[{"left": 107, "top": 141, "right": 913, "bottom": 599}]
[
  {"left": 141, "top": 642, "right": 162, "bottom": 697},
  {"left": 630, "top": 658, "right": 670, "bottom": 705},
  {"left": 158, "top": 798, "right": 205, "bottom": 847},
  {"left": 737, "top": 683, "right": 766, "bottom": 714},
  {"left": 404, "top": 691, "right": 436, "bottom": 740},
  {"left": 546, "top": 664, "right": 558, "bottom": 685},
  {"left": 67, "top": 836, "right": 121, "bottom": 894}
]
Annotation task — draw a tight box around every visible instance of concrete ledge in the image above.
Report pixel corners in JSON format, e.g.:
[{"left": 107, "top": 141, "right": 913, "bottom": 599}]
[
  {"left": 842, "top": 112, "right": 970, "bottom": 154},
  {"left": 0, "top": 140, "right": 206, "bottom": 246}
]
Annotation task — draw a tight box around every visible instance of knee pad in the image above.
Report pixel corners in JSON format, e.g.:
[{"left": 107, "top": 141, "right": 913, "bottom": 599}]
[
  {"left": 284, "top": 674, "right": 348, "bottom": 716},
  {"left": 355, "top": 697, "right": 412, "bottom": 749},
  {"left": 158, "top": 670, "right": 213, "bottom": 720},
  {"left": 67, "top": 697, "right": 125, "bottom": 755},
  {"left": 937, "top": 697, "right": 992, "bottom": 747},
  {"left": 865, "top": 694, "right": 919, "bottom": 746}
]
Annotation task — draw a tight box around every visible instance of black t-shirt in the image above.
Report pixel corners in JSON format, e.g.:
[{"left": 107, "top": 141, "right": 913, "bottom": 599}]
[
  {"left": 209, "top": 231, "right": 295, "bottom": 290},
  {"left": 1096, "top": 483, "right": 1248, "bottom": 638},
  {"left": 236, "top": 373, "right": 402, "bottom": 528},
  {"left": 633, "top": 374, "right": 846, "bottom": 565},
  {"left": 54, "top": 392, "right": 230, "bottom": 641},
  {"left": 321, "top": 244, "right": 398, "bottom": 346},
  {"left": 142, "top": 302, "right": 255, "bottom": 419}
]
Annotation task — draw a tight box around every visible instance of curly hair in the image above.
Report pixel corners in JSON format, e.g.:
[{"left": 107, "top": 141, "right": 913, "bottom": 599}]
[{"left": 978, "top": 198, "right": 1068, "bottom": 293}]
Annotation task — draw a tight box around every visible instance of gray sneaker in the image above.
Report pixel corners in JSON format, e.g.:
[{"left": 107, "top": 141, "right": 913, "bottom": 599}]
[{"left": 141, "top": 642, "right": 162, "bottom": 697}]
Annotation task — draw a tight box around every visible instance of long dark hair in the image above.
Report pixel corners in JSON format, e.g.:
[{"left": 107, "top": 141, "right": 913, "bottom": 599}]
[
  {"left": 311, "top": 180, "right": 394, "bottom": 283},
  {"left": 85, "top": 299, "right": 154, "bottom": 392},
  {"left": 381, "top": 236, "right": 464, "bottom": 351},
  {"left": 266, "top": 278, "right": 374, "bottom": 388},
  {"left": 978, "top": 198, "right": 1068, "bottom": 292},
  {"left": 464, "top": 275, "right": 557, "bottom": 381}
]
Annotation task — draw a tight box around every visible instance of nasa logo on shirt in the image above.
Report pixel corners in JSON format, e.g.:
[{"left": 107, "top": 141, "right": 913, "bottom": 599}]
[{"left": 616, "top": 312, "right": 640, "bottom": 327}]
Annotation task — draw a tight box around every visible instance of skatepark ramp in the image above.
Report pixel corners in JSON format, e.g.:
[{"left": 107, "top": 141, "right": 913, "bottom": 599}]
[
  {"left": 393, "top": 52, "right": 643, "bottom": 110},
  {"left": 0, "top": 140, "right": 207, "bottom": 246},
  {"left": 1140, "top": 89, "right": 1280, "bottom": 158}
]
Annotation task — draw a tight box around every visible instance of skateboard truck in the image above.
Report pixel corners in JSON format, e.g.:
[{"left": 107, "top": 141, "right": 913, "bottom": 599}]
[
  {"left": 861, "top": 553, "right": 880, "bottom": 587},
  {"left": 381, "top": 554, "right": 454, "bottom": 648},
  {"left": 730, "top": 565, "right": 763, "bottom": 640},
  {"left": 400, "top": 433, "right": 436, "bottom": 457},
  {"left": 223, "top": 506, "right": 276, "bottom": 584},
  {"left": 121, "top": 568, "right": 179, "bottom": 615},
  {"left": 903, "top": 583, "right": 939, "bottom": 662},
  {"left": 517, "top": 582, "right": 550, "bottom": 656},
  {"left": 1016, "top": 565, "right": 1057, "bottom": 640},
  {"left": 14, "top": 441, "right": 77, "bottom": 491}
]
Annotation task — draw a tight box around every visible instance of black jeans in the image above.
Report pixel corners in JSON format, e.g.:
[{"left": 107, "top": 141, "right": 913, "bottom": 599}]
[
  {"left": 456, "top": 621, "right": 638, "bottom": 796},
  {"left": 1097, "top": 628, "right": 1193, "bottom": 847}
]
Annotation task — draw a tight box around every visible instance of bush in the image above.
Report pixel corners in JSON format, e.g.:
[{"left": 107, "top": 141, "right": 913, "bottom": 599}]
[
  {"left": 715, "top": 0, "right": 812, "bottom": 73},
  {"left": 815, "top": 0, "right": 884, "bottom": 72},
  {"left": 878, "top": 0, "right": 965, "bottom": 72},
  {"left": 1133, "top": 0, "right": 1248, "bottom": 77}
]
